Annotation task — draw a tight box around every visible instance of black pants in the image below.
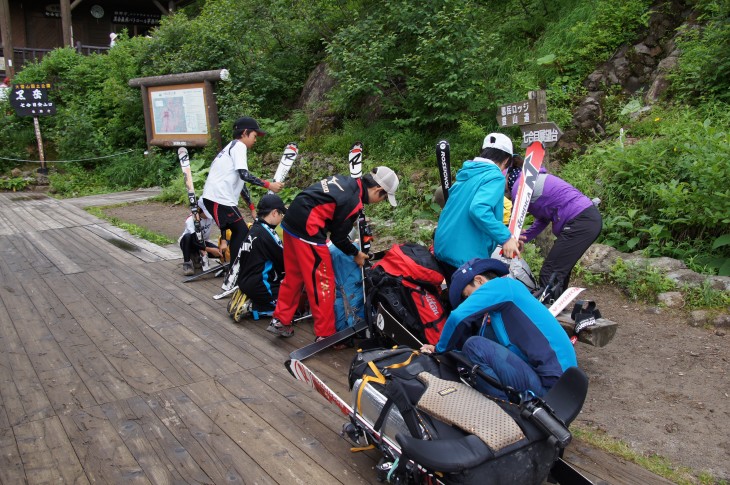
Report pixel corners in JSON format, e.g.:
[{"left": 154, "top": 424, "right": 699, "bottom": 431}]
[
  {"left": 203, "top": 198, "right": 249, "bottom": 262},
  {"left": 180, "top": 233, "right": 204, "bottom": 262},
  {"left": 539, "top": 205, "right": 602, "bottom": 295}
]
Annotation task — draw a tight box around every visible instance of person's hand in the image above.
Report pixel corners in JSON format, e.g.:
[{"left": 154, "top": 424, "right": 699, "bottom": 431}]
[
  {"left": 268, "top": 181, "right": 284, "bottom": 193},
  {"left": 502, "top": 237, "right": 520, "bottom": 259},
  {"left": 517, "top": 235, "right": 527, "bottom": 252},
  {"left": 353, "top": 251, "right": 369, "bottom": 267},
  {"left": 420, "top": 344, "right": 435, "bottom": 354}
]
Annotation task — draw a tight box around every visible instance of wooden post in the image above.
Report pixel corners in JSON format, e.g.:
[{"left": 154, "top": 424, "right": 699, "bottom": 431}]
[
  {"left": 528, "top": 90, "right": 549, "bottom": 170},
  {"left": 0, "top": 0, "right": 15, "bottom": 77},
  {"left": 528, "top": 89, "right": 554, "bottom": 261},
  {"left": 33, "top": 117, "right": 48, "bottom": 174},
  {"left": 60, "top": 0, "right": 73, "bottom": 48}
]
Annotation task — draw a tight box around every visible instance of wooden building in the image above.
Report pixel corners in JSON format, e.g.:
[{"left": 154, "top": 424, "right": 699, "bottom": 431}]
[{"left": 0, "top": 0, "right": 194, "bottom": 78}]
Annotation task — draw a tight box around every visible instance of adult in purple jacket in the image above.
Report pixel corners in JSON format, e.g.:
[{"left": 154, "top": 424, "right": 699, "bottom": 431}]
[{"left": 510, "top": 162, "right": 602, "bottom": 297}]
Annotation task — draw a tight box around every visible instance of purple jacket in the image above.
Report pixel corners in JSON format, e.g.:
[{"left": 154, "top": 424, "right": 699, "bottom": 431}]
[{"left": 511, "top": 168, "right": 593, "bottom": 243}]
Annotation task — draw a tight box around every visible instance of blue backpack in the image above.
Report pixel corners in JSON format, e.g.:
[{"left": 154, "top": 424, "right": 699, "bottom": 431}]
[{"left": 330, "top": 244, "right": 365, "bottom": 331}]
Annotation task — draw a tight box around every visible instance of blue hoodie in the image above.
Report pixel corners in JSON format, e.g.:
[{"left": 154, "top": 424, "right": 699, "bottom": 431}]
[{"left": 434, "top": 158, "right": 512, "bottom": 269}]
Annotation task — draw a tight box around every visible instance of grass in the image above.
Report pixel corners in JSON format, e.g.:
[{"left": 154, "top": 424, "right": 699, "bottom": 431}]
[
  {"left": 85, "top": 205, "right": 175, "bottom": 246},
  {"left": 573, "top": 426, "right": 724, "bottom": 484}
]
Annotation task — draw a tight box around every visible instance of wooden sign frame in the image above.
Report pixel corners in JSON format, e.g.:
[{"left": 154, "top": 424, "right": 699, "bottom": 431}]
[{"left": 129, "top": 69, "right": 228, "bottom": 149}]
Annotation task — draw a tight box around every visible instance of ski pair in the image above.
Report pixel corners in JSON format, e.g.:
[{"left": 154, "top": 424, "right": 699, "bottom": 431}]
[
  {"left": 213, "top": 143, "right": 299, "bottom": 299},
  {"left": 288, "top": 142, "right": 372, "bottom": 361}
]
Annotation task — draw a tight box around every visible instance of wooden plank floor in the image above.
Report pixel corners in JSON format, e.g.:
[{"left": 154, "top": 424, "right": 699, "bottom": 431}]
[{"left": 0, "top": 191, "right": 670, "bottom": 485}]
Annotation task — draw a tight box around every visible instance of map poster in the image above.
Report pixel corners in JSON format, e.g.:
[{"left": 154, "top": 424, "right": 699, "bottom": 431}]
[{"left": 150, "top": 87, "right": 208, "bottom": 135}]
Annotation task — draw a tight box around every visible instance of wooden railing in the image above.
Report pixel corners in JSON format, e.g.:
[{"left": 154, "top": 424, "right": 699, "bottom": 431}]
[{"left": 11, "top": 43, "right": 110, "bottom": 68}]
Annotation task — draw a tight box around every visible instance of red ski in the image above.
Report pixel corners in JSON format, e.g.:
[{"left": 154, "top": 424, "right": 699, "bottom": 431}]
[{"left": 508, "top": 141, "right": 545, "bottom": 240}]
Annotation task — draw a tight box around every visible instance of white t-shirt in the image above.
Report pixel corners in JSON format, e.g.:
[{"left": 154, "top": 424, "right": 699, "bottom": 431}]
[
  {"left": 202, "top": 140, "right": 248, "bottom": 206},
  {"left": 179, "top": 215, "right": 215, "bottom": 241}
]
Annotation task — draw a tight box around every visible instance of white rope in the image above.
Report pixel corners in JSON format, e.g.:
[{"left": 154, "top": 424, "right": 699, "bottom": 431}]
[{"left": 0, "top": 149, "right": 139, "bottom": 163}]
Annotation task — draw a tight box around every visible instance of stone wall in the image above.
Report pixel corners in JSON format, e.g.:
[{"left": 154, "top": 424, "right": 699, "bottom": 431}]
[{"left": 580, "top": 243, "right": 730, "bottom": 328}]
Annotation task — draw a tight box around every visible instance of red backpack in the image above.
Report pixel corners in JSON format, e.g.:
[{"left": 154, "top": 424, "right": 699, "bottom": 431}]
[{"left": 367, "top": 243, "right": 447, "bottom": 345}]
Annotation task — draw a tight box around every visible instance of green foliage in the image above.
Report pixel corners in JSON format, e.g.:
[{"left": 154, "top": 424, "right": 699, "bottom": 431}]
[
  {"left": 670, "top": 0, "right": 730, "bottom": 103},
  {"left": 609, "top": 259, "right": 676, "bottom": 302},
  {"left": 49, "top": 163, "right": 109, "bottom": 197},
  {"left": 0, "top": 177, "right": 31, "bottom": 191},
  {"left": 560, "top": 105, "right": 730, "bottom": 274},
  {"left": 683, "top": 281, "right": 730, "bottom": 310}
]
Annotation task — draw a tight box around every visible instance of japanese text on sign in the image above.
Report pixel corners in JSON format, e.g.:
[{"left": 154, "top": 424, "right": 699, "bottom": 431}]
[
  {"left": 519, "top": 122, "right": 563, "bottom": 148},
  {"left": 496, "top": 99, "right": 537, "bottom": 127},
  {"left": 9, "top": 83, "right": 57, "bottom": 117},
  {"left": 523, "top": 128, "right": 559, "bottom": 144}
]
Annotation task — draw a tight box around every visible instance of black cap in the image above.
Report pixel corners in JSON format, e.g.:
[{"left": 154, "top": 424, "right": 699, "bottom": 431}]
[
  {"left": 233, "top": 116, "right": 266, "bottom": 136},
  {"left": 257, "top": 194, "right": 286, "bottom": 214}
]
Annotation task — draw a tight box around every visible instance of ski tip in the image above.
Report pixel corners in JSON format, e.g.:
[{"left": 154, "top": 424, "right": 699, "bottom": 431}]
[
  {"left": 284, "top": 359, "right": 295, "bottom": 377},
  {"left": 177, "top": 147, "right": 189, "bottom": 158},
  {"left": 437, "top": 139, "right": 449, "bottom": 148}
]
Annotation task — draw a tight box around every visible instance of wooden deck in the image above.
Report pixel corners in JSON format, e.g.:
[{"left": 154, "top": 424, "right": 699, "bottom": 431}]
[{"left": 0, "top": 191, "right": 670, "bottom": 484}]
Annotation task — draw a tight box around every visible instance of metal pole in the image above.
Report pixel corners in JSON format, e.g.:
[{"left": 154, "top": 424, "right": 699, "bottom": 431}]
[{"left": 33, "top": 117, "right": 48, "bottom": 174}]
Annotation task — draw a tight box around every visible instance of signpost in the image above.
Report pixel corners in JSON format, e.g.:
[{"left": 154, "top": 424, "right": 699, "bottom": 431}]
[
  {"left": 520, "top": 121, "right": 563, "bottom": 148},
  {"left": 9, "top": 82, "right": 56, "bottom": 174}
]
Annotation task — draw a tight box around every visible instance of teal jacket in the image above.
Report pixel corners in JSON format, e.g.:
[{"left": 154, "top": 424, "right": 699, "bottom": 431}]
[{"left": 434, "top": 159, "right": 512, "bottom": 269}]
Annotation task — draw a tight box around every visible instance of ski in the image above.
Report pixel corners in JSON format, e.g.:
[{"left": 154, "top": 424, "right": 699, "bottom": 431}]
[
  {"left": 508, "top": 141, "right": 545, "bottom": 240},
  {"left": 548, "top": 287, "right": 586, "bottom": 318},
  {"left": 436, "top": 139, "right": 451, "bottom": 203},
  {"left": 285, "top": 358, "right": 400, "bottom": 452},
  {"left": 289, "top": 320, "right": 368, "bottom": 361},
  {"left": 269, "top": 142, "right": 299, "bottom": 194},
  {"left": 178, "top": 147, "right": 204, "bottom": 247},
  {"left": 216, "top": 142, "right": 299, "bottom": 299},
  {"left": 183, "top": 261, "right": 229, "bottom": 283},
  {"left": 349, "top": 142, "right": 372, "bottom": 256}
]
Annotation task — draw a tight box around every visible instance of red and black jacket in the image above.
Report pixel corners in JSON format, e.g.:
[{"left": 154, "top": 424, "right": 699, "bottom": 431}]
[{"left": 281, "top": 174, "right": 363, "bottom": 256}]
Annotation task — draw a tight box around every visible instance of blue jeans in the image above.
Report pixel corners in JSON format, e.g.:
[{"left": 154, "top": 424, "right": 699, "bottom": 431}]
[{"left": 462, "top": 336, "right": 547, "bottom": 400}]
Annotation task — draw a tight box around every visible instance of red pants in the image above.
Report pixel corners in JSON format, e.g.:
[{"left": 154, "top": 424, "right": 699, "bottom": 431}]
[{"left": 274, "top": 232, "right": 336, "bottom": 337}]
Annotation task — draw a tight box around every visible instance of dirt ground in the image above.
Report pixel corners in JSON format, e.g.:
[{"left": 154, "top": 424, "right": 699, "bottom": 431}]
[{"left": 104, "top": 201, "right": 729, "bottom": 482}]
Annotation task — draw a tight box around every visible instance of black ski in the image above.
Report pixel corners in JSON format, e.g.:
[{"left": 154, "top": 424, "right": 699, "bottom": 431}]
[
  {"left": 289, "top": 321, "right": 368, "bottom": 361},
  {"left": 436, "top": 139, "right": 451, "bottom": 203},
  {"left": 214, "top": 142, "right": 299, "bottom": 299},
  {"left": 183, "top": 261, "right": 229, "bottom": 283},
  {"left": 178, "top": 147, "right": 204, "bottom": 246}
]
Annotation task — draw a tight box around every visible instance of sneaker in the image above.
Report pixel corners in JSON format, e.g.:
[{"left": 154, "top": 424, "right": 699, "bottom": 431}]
[
  {"left": 182, "top": 261, "right": 194, "bottom": 276},
  {"left": 266, "top": 318, "right": 294, "bottom": 338}
]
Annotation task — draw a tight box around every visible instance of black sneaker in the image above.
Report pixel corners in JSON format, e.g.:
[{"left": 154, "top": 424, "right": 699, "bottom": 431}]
[{"left": 267, "top": 318, "right": 294, "bottom": 338}]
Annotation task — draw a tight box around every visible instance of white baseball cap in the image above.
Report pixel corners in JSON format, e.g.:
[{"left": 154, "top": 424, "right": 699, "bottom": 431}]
[
  {"left": 482, "top": 133, "right": 514, "bottom": 156},
  {"left": 371, "top": 166, "right": 399, "bottom": 207}
]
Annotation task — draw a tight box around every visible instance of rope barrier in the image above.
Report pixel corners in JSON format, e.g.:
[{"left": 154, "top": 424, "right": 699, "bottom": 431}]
[{"left": 0, "top": 149, "right": 139, "bottom": 163}]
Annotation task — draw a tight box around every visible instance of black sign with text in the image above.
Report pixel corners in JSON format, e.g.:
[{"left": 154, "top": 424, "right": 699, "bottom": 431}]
[{"left": 9, "top": 83, "right": 57, "bottom": 117}]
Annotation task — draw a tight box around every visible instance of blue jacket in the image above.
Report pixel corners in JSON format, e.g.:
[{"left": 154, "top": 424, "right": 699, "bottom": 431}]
[
  {"left": 436, "top": 277, "right": 577, "bottom": 389},
  {"left": 434, "top": 159, "right": 512, "bottom": 269}
]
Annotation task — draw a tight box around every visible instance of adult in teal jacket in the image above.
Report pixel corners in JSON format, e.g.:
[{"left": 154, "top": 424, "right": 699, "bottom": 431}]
[
  {"left": 434, "top": 133, "right": 520, "bottom": 281},
  {"left": 422, "top": 258, "right": 577, "bottom": 400}
]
